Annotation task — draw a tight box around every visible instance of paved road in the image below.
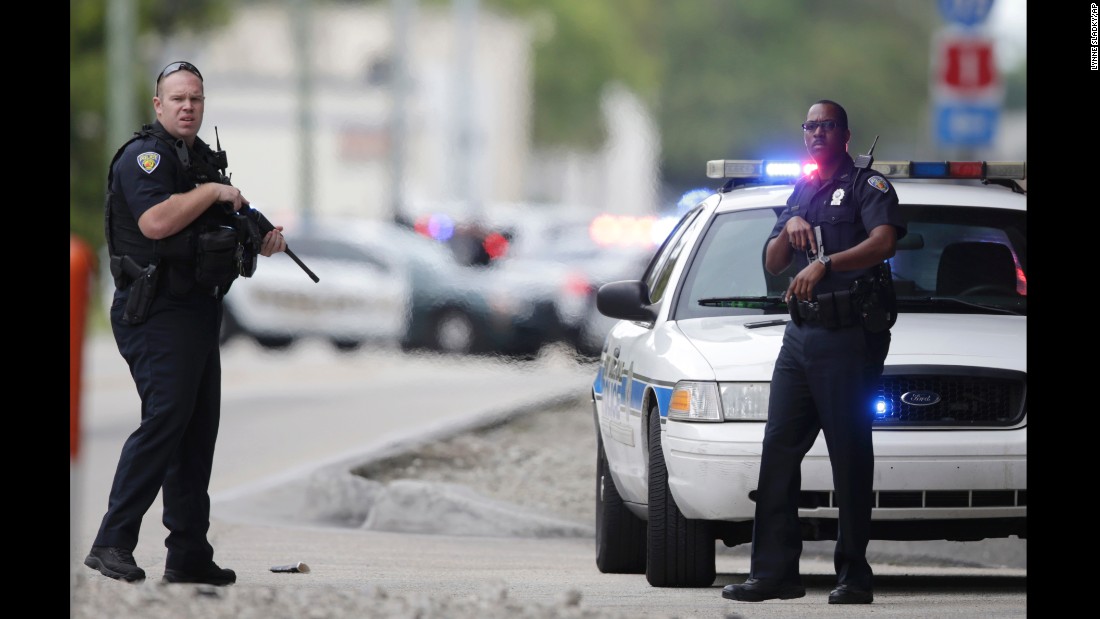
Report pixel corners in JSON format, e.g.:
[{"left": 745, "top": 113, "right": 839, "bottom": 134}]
[{"left": 73, "top": 335, "right": 594, "bottom": 547}]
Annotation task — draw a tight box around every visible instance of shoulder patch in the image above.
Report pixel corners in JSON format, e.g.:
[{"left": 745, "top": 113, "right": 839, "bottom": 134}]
[
  {"left": 867, "top": 175, "right": 889, "bottom": 194},
  {"left": 137, "top": 152, "right": 161, "bottom": 174}
]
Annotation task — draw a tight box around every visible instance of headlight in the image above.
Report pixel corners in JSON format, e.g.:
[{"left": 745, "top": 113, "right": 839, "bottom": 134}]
[
  {"left": 719, "top": 382, "right": 770, "bottom": 421},
  {"left": 667, "top": 381, "right": 722, "bottom": 422},
  {"left": 666, "top": 381, "right": 771, "bottom": 422}
]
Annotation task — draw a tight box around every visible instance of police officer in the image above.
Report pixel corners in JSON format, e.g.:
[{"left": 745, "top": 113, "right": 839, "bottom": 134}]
[
  {"left": 722, "top": 100, "right": 906, "bottom": 605},
  {"left": 84, "top": 60, "right": 287, "bottom": 585}
]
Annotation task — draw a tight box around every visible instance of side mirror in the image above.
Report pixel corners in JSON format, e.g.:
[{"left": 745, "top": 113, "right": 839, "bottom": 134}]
[{"left": 597, "top": 280, "right": 657, "bottom": 323}]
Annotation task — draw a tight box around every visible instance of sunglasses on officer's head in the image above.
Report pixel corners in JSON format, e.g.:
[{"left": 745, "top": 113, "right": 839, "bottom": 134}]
[{"left": 156, "top": 61, "right": 203, "bottom": 86}]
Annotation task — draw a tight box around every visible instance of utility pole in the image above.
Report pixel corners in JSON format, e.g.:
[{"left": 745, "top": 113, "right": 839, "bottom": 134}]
[
  {"left": 453, "top": 0, "right": 479, "bottom": 219},
  {"left": 390, "top": 0, "right": 415, "bottom": 225},
  {"left": 292, "top": 0, "right": 316, "bottom": 231},
  {"left": 106, "top": 0, "right": 136, "bottom": 162}
]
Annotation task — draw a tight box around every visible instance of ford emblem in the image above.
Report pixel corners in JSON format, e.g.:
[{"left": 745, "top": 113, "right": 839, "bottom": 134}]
[{"left": 900, "top": 390, "right": 941, "bottom": 406}]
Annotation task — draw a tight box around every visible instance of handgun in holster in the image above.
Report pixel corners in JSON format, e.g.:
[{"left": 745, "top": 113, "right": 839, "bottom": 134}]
[{"left": 112, "top": 255, "right": 160, "bottom": 325}]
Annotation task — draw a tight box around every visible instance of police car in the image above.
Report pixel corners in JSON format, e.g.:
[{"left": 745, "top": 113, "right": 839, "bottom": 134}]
[
  {"left": 592, "top": 159, "right": 1026, "bottom": 587},
  {"left": 220, "top": 218, "right": 412, "bottom": 351}
]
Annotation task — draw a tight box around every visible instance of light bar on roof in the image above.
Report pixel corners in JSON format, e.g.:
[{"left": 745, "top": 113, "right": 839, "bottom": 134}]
[
  {"left": 706, "top": 159, "right": 810, "bottom": 180},
  {"left": 709, "top": 159, "right": 1026, "bottom": 182},
  {"left": 870, "top": 161, "right": 1026, "bottom": 180}
]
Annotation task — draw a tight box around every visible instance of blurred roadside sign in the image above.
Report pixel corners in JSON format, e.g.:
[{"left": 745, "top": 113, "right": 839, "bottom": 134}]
[
  {"left": 937, "top": 0, "right": 995, "bottom": 28},
  {"left": 932, "top": 28, "right": 1002, "bottom": 148},
  {"left": 935, "top": 103, "right": 999, "bottom": 146}
]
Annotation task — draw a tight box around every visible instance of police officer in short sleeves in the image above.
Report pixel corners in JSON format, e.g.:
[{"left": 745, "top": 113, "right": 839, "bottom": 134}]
[
  {"left": 85, "top": 61, "right": 286, "bottom": 586},
  {"left": 723, "top": 100, "right": 906, "bottom": 606}
]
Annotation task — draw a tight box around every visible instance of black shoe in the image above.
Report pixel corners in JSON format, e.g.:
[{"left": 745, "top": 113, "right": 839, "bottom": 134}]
[
  {"left": 829, "top": 584, "right": 873, "bottom": 604},
  {"left": 163, "top": 562, "right": 236, "bottom": 586},
  {"left": 84, "top": 546, "right": 146, "bottom": 582},
  {"left": 722, "top": 578, "right": 806, "bottom": 602}
]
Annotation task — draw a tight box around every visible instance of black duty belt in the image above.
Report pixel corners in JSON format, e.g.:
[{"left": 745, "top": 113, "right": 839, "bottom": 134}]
[{"left": 789, "top": 289, "right": 862, "bottom": 329}]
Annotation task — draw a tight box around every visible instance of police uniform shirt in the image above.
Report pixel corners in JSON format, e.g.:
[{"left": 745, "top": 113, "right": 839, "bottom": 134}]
[
  {"left": 109, "top": 121, "right": 193, "bottom": 258},
  {"left": 768, "top": 153, "right": 907, "bottom": 294}
]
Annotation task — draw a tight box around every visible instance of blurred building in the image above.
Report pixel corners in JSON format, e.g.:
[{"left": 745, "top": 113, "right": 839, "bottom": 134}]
[{"left": 154, "top": 1, "right": 659, "bottom": 224}]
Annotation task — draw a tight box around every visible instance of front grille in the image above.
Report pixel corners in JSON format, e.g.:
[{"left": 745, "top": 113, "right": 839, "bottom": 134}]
[{"left": 873, "top": 366, "right": 1026, "bottom": 427}]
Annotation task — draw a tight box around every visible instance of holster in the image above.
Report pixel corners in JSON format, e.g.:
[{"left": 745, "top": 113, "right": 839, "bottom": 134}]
[
  {"left": 118, "top": 257, "right": 160, "bottom": 325},
  {"left": 851, "top": 268, "right": 895, "bottom": 333}
]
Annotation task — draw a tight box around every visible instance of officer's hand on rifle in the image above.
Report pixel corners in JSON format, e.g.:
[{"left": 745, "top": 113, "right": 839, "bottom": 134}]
[
  {"left": 209, "top": 183, "right": 247, "bottom": 212},
  {"left": 260, "top": 225, "right": 287, "bottom": 257}
]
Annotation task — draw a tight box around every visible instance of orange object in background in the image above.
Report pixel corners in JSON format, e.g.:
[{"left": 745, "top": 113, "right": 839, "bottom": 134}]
[{"left": 70, "top": 236, "right": 95, "bottom": 462}]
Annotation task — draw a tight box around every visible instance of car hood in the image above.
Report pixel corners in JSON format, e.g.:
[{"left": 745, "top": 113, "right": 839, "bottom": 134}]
[{"left": 676, "top": 313, "right": 1026, "bottom": 380}]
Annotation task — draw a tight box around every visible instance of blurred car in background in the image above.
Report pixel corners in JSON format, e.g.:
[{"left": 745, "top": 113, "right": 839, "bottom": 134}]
[
  {"left": 220, "top": 219, "right": 411, "bottom": 351},
  {"left": 483, "top": 208, "right": 660, "bottom": 358},
  {"left": 397, "top": 232, "right": 559, "bottom": 358}
]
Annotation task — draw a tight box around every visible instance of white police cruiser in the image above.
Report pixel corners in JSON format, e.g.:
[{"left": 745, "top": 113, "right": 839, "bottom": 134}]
[{"left": 592, "top": 159, "right": 1026, "bottom": 587}]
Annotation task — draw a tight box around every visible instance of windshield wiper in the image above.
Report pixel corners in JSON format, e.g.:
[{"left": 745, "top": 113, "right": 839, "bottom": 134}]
[
  {"left": 898, "top": 297, "right": 1023, "bottom": 316},
  {"left": 698, "top": 295, "right": 787, "bottom": 308}
]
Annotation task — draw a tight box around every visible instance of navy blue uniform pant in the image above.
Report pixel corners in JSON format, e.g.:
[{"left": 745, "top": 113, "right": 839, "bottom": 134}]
[
  {"left": 749, "top": 321, "right": 889, "bottom": 590},
  {"left": 94, "top": 288, "right": 222, "bottom": 571}
]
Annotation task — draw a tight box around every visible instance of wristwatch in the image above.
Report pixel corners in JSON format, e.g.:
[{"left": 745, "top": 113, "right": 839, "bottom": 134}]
[{"left": 817, "top": 253, "right": 831, "bottom": 275}]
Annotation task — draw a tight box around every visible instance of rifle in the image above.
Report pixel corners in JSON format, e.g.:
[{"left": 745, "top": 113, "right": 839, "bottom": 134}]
[{"left": 212, "top": 127, "right": 320, "bottom": 283}]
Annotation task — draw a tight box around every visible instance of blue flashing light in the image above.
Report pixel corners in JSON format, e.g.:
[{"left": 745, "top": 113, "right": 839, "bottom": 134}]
[
  {"left": 873, "top": 396, "right": 888, "bottom": 417},
  {"left": 677, "top": 188, "right": 713, "bottom": 214},
  {"left": 910, "top": 161, "right": 949, "bottom": 177},
  {"left": 427, "top": 214, "right": 455, "bottom": 241},
  {"left": 765, "top": 162, "right": 802, "bottom": 178}
]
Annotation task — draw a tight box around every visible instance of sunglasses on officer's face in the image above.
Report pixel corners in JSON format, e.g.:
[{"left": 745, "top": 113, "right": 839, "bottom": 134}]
[
  {"left": 156, "top": 61, "right": 203, "bottom": 87},
  {"left": 801, "top": 120, "right": 842, "bottom": 132}
]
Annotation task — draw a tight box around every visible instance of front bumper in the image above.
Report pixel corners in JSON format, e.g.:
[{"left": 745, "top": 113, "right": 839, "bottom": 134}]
[{"left": 662, "top": 419, "right": 1027, "bottom": 522}]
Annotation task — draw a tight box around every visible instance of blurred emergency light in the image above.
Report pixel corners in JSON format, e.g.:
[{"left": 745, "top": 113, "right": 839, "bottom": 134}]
[
  {"left": 590, "top": 214, "right": 658, "bottom": 248},
  {"left": 482, "top": 232, "right": 509, "bottom": 260},
  {"left": 413, "top": 213, "right": 456, "bottom": 241}
]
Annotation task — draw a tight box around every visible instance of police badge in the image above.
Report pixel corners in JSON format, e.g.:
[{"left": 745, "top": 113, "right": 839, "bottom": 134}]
[
  {"left": 830, "top": 188, "right": 845, "bottom": 205},
  {"left": 137, "top": 152, "right": 161, "bottom": 174}
]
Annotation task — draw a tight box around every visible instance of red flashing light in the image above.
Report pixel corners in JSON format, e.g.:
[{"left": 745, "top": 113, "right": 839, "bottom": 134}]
[
  {"left": 948, "top": 161, "right": 984, "bottom": 178},
  {"left": 563, "top": 272, "right": 592, "bottom": 297},
  {"left": 802, "top": 162, "right": 818, "bottom": 176},
  {"left": 483, "top": 232, "right": 509, "bottom": 260},
  {"left": 413, "top": 215, "right": 431, "bottom": 237}
]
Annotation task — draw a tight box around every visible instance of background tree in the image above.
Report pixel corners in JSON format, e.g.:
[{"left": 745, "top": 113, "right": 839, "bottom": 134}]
[{"left": 70, "top": 0, "right": 236, "bottom": 252}]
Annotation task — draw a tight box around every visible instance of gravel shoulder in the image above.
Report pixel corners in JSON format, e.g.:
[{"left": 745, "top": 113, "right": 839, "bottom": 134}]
[{"left": 352, "top": 394, "right": 598, "bottom": 529}]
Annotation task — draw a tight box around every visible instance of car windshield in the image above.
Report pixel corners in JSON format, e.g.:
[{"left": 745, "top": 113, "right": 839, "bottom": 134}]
[{"left": 673, "top": 204, "right": 1027, "bottom": 319}]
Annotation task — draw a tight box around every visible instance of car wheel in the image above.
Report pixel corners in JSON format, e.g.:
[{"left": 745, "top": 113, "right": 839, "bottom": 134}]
[
  {"left": 595, "top": 429, "right": 646, "bottom": 574},
  {"left": 331, "top": 338, "right": 362, "bottom": 352},
  {"left": 254, "top": 334, "right": 294, "bottom": 350},
  {"left": 434, "top": 309, "right": 475, "bottom": 354},
  {"left": 646, "top": 404, "right": 716, "bottom": 587}
]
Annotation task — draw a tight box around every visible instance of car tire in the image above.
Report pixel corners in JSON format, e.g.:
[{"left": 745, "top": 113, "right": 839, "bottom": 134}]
[
  {"left": 595, "top": 430, "right": 647, "bottom": 574},
  {"left": 645, "top": 405, "right": 716, "bottom": 588},
  {"left": 254, "top": 334, "right": 294, "bottom": 350},
  {"left": 433, "top": 309, "right": 475, "bottom": 354},
  {"left": 331, "top": 338, "right": 363, "bottom": 353}
]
